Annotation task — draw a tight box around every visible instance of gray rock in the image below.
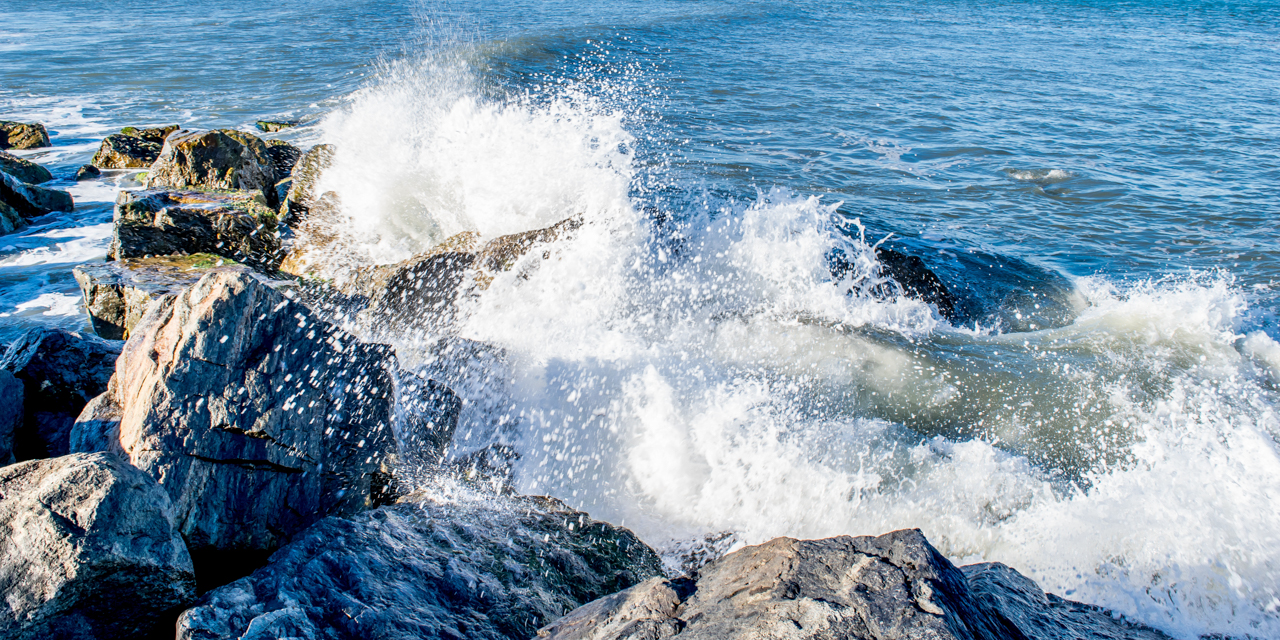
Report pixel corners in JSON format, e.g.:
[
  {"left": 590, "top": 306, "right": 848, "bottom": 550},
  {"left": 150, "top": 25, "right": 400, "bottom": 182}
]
[
  {"left": 394, "top": 371, "right": 462, "bottom": 472},
  {"left": 91, "top": 133, "right": 162, "bottom": 169},
  {"left": 0, "top": 453, "right": 196, "bottom": 640},
  {"left": 176, "top": 492, "right": 664, "bottom": 640},
  {"left": 145, "top": 129, "right": 279, "bottom": 206},
  {"left": 256, "top": 120, "right": 301, "bottom": 133},
  {"left": 0, "top": 370, "right": 22, "bottom": 465},
  {"left": 539, "top": 529, "right": 1172, "bottom": 640},
  {"left": 0, "top": 121, "right": 50, "bottom": 150},
  {"left": 265, "top": 139, "right": 302, "bottom": 180},
  {"left": 1, "top": 329, "right": 121, "bottom": 462},
  {"left": 120, "top": 124, "right": 180, "bottom": 145},
  {"left": 74, "top": 254, "right": 253, "bottom": 340},
  {"left": 0, "top": 170, "right": 74, "bottom": 217},
  {"left": 102, "top": 270, "right": 395, "bottom": 557},
  {"left": 68, "top": 387, "right": 123, "bottom": 456},
  {"left": 74, "top": 164, "right": 101, "bottom": 181},
  {"left": 0, "top": 200, "right": 25, "bottom": 235},
  {"left": 108, "top": 189, "right": 282, "bottom": 269},
  {"left": 280, "top": 142, "right": 334, "bottom": 224},
  {"left": 0, "top": 150, "right": 52, "bottom": 184}
]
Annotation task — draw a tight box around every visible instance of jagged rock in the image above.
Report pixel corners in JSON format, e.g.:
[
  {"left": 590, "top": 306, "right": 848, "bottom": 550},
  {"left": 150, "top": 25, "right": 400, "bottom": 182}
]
[
  {"left": 0, "top": 370, "right": 22, "bottom": 465},
  {"left": 0, "top": 121, "right": 50, "bottom": 150},
  {"left": 280, "top": 142, "right": 334, "bottom": 223},
  {"left": 74, "top": 164, "right": 101, "bottom": 181},
  {"left": 0, "top": 329, "right": 120, "bottom": 462},
  {"left": 74, "top": 254, "right": 253, "bottom": 340},
  {"left": 264, "top": 139, "right": 301, "bottom": 180},
  {"left": 829, "top": 246, "right": 958, "bottom": 321},
  {"left": 176, "top": 492, "right": 664, "bottom": 640},
  {"left": 0, "top": 453, "right": 196, "bottom": 640},
  {"left": 394, "top": 371, "right": 463, "bottom": 471},
  {"left": 91, "top": 133, "right": 162, "bottom": 169},
  {"left": 0, "top": 150, "right": 52, "bottom": 184},
  {"left": 96, "top": 270, "right": 395, "bottom": 560},
  {"left": 256, "top": 120, "right": 300, "bottom": 133},
  {"left": 0, "top": 170, "right": 74, "bottom": 217},
  {"left": 0, "top": 200, "right": 25, "bottom": 235},
  {"left": 108, "top": 189, "right": 282, "bottom": 269},
  {"left": 539, "top": 529, "right": 1171, "bottom": 640},
  {"left": 120, "top": 124, "right": 180, "bottom": 145},
  {"left": 145, "top": 129, "right": 279, "bottom": 206}
]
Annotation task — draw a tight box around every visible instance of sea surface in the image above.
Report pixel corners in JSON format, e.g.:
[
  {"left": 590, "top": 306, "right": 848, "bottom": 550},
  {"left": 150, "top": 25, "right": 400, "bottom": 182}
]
[{"left": 3, "top": 0, "right": 1279, "bottom": 636}]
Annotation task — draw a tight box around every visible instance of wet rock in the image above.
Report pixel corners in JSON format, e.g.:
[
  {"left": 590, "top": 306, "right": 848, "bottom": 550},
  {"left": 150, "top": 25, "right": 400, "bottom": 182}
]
[
  {"left": 395, "top": 371, "right": 463, "bottom": 470},
  {"left": 264, "top": 139, "right": 301, "bottom": 181},
  {"left": 0, "top": 150, "right": 52, "bottom": 184},
  {"left": 74, "top": 253, "right": 253, "bottom": 340},
  {"left": 1, "top": 329, "right": 121, "bottom": 462},
  {"left": 109, "top": 188, "right": 282, "bottom": 269},
  {"left": 0, "top": 121, "right": 50, "bottom": 150},
  {"left": 829, "top": 246, "right": 958, "bottom": 321},
  {"left": 176, "top": 492, "right": 663, "bottom": 640},
  {"left": 0, "top": 170, "right": 74, "bottom": 217},
  {"left": 539, "top": 529, "right": 1171, "bottom": 640},
  {"left": 91, "top": 133, "right": 162, "bottom": 169},
  {"left": 0, "top": 370, "right": 22, "bottom": 465},
  {"left": 0, "top": 453, "right": 196, "bottom": 640},
  {"left": 101, "top": 270, "right": 395, "bottom": 558},
  {"left": 74, "top": 164, "right": 101, "bottom": 181},
  {"left": 145, "top": 129, "right": 279, "bottom": 206},
  {"left": 120, "top": 124, "right": 180, "bottom": 145},
  {"left": 280, "top": 142, "right": 334, "bottom": 223},
  {"left": 0, "top": 200, "right": 26, "bottom": 235},
  {"left": 256, "top": 120, "right": 300, "bottom": 133}
]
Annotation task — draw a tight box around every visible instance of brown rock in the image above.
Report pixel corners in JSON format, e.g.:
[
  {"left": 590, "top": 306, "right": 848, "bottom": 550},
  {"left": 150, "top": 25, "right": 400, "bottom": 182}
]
[{"left": 0, "top": 121, "right": 50, "bottom": 150}]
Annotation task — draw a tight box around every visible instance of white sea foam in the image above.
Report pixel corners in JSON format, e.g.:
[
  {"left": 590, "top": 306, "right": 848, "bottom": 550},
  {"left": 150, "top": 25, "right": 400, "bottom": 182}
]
[
  {"left": 1005, "top": 167, "right": 1074, "bottom": 183},
  {"left": 0, "top": 293, "right": 83, "bottom": 318}
]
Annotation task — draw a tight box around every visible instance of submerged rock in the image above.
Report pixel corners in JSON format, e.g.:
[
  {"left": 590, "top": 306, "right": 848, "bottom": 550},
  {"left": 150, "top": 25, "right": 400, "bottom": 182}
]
[
  {"left": 109, "top": 188, "right": 282, "bottom": 269},
  {"left": 0, "top": 370, "right": 22, "bottom": 465},
  {"left": 0, "top": 121, "right": 50, "bottom": 150},
  {"left": 829, "top": 245, "right": 959, "bottom": 321},
  {"left": 74, "top": 253, "right": 253, "bottom": 340},
  {"left": 176, "top": 492, "right": 663, "bottom": 640},
  {"left": 74, "top": 164, "right": 101, "bottom": 181},
  {"left": 91, "top": 133, "right": 162, "bottom": 169},
  {"left": 0, "top": 170, "right": 74, "bottom": 217},
  {"left": 0, "top": 453, "right": 196, "bottom": 640},
  {"left": 256, "top": 119, "right": 301, "bottom": 132},
  {"left": 95, "top": 270, "right": 395, "bottom": 559},
  {"left": 539, "top": 529, "right": 1170, "bottom": 640},
  {"left": 145, "top": 129, "right": 279, "bottom": 206},
  {"left": 0, "top": 150, "right": 52, "bottom": 184},
  {"left": 1, "top": 329, "right": 120, "bottom": 462},
  {"left": 120, "top": 124, "right": 180, "bottom": 145}
]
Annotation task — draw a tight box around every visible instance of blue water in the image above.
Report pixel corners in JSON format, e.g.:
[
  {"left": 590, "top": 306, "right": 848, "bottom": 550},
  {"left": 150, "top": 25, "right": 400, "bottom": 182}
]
[{"left": 3, "top": 1, "right": 1280, "bottom": 636}]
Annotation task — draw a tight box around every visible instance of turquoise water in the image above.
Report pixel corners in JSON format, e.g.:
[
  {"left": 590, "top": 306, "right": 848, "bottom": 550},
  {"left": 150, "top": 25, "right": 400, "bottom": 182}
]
[{"left": 3, "top": 1, "right": 1280, "bottom": 636}]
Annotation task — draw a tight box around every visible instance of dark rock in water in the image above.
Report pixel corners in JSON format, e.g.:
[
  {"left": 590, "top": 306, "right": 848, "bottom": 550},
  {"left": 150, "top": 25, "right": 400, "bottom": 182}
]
[
  {"left": 256, "top": 119, "right": 301, "bottom": 132},
  {"left": 0, "top": 121, "right": 50, "bottom": 150},
  {"left": 145, "top": 129, "right": 279, "bottom": 207},
  {"left": 395, "top": 371, "right": 463, "bottom": 470},
  {"left": 176, "top": 492, "right": 664, "bottom": 640},
  {"left": 539, "top": 529, "right": 1171, "bottom": 640},
  {"left": 74, "top": 254, "right": 253, "bottom": 340},
  {"left": 0, "top": 170, "right": 74, "bottom": 217},
  {"left": 92, "top": 270, "right": 395, "bottom": 558},
  {"left": 0, "top": 200, "right": 25, "bottom": 235},
  {"left": 120, "top": 124, "right": 180, "bottom": 145},
  {"left": 264, "top": 139, "right": 302, "bottom": 180},
  {"left": 74, "top": 164, "right": 101, "bottom": 181},
  {"left": 0, "top": 370, "right": 22, "bottom": 465},
  {"left": 1, "top": 329, "right": 121, "bottom": 462},
  {"left": 91, "top": 133, "right": 162, "bottom": 169},
  {"left": 280, "top": 142, "right": 335, "bottom": 224},
  {"left": 828, "top": 245, "right": 958, "bottom": 321},
  {"left": 109, "top": 188, "right": 282, "bottom": 269},
  {"left": 0, "top": 150, "right": 52, "bottom": 184},
  {"left": 0, "top": 453, "right": 196, "bottom": 640}
]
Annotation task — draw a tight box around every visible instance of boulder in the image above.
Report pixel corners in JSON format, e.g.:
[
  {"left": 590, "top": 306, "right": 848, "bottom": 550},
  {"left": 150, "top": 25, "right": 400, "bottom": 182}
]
[
  {"left": 1, "top": 329, "right": 121, "bottom": 461},
  {"left": 394, "top": 371, "right": 463, "bottom": 472},
  {"left": 74, "top": 164, "right": 101, "bottom": 181},
  {"left": 108, "top": 189, "right": 282, "bottom": 269},
  {"left": 0, "top": 453, "right": 196, "bottom": 640},
  {"left": 74, "top": 254, "right": 253, "bottom": 340},
  {"left": 96, "top": 270, "right": 395, "bottom": 559},
  {"left": 538, "top": 529, "right": 1171, "bottom": 640},
  {"left": 0, "top": 150, "right": 52, "bottom": 184},
  {"left": 256, "top": 120, "right": 301, "bottom": 133},
  {"left": 176, "top": 492, "right": 663, "bottom": 640},
  {"left": 145, "top": 129, "right": 279, "bottom": 206},
  {"left": 0, "top": 200, "right": 25, "bottom": 235},
  {"left": 0, "top": 370, "right": 22, "bottom": 465},
  {"left": 0, "top": 170, "right": 74, "bottom": 217},
  {"left": 0, "top": 121, "right": 50, "bottom": 150},
  {"left": 264, "top": 139, "right": 301, "bottom": 180},
  {"left": 120, "top": 124, "right": 180, "bottom": 145},
  {"left": 280, "top": 142, "right": 334, "bottom": 223},
  {"left": 91, "top": 133, "right": 162, "bottom": 169},
  {"left": 828, "top": 246, "right": 959, "bottom": 321}
]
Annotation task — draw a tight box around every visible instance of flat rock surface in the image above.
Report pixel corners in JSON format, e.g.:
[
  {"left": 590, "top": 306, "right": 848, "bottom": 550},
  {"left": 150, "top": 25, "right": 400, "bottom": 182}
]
[{"left": 109, "top": 188, "right": 282, "bottom": 269}]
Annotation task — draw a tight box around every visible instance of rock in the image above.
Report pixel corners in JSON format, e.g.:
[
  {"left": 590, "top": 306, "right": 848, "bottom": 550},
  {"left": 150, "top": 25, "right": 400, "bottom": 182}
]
[
  {"left": 539, "top": 529, "right": 1172, "bottom": 640},
  {"left": 829, "top": 246, "right": 959, "bottom": 321},
  {"left": 0, "top": 370, "right": 22, "bottom": 465},
  {"left": 68, "top": 386, "right": 123, "bottom": 456},
  {"left": 394, "top": 371, "right": 463, "bottom": 472},
  {"left": 74, "top": 164, "right": 101, "bottom": 181},
  {"left": 0, "top": 121, "right": 50, "bottom": 150},
  {"left": 74, "top": 254, "right": 253, "bottom": 340},
  {"left": 281, "top": 142, "right": 334, "bottom": 223},
  {"left": 0, "top": 200, "right": 26, "bottom": 235},
  {"left": 176, "top": 492, "right": 663, "bottom": 640},
  {"left": 91, "top": 133, "right": 162, "bottom": 169},
  {"left": 255, "top": 120, "right": 301, "bottom": 132},
  {"left": 0, "top": 170, "right": 74, "bottom": 217},
  {"left": 145, "top": 129, "right": 279, "bottom": 206},
  {"left": 108, "top": 189, "right": 282, "bottom": 269},
  {"left": 0, "top": 150, "right": 52, "bottom": 184},
  {"left": 0, "top": 453, "right": 196, "bottom": 640},
  {"left": 1, "top": 329, "right": 121, "bottom": 462},
  {"left": 264, "top": 139, "right": 302, "bottom": 181},
  {"left": 100, "top": 270, "right": 395, "bottom": 559},
  {"left": 120, "top": 124, "right": 180, "bottom": 145}
]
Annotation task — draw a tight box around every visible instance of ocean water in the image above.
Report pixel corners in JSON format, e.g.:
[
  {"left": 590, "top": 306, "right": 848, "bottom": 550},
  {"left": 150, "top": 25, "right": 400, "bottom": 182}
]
[{"left": 3, "top": 0, "right": 1280, "bottom": 636}]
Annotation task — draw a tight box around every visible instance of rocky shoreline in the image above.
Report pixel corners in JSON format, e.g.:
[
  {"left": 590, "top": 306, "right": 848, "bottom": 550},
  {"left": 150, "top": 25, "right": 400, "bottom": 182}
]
[{"left": 1, "top": 121, "right": 1173, "bottom": 639}]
